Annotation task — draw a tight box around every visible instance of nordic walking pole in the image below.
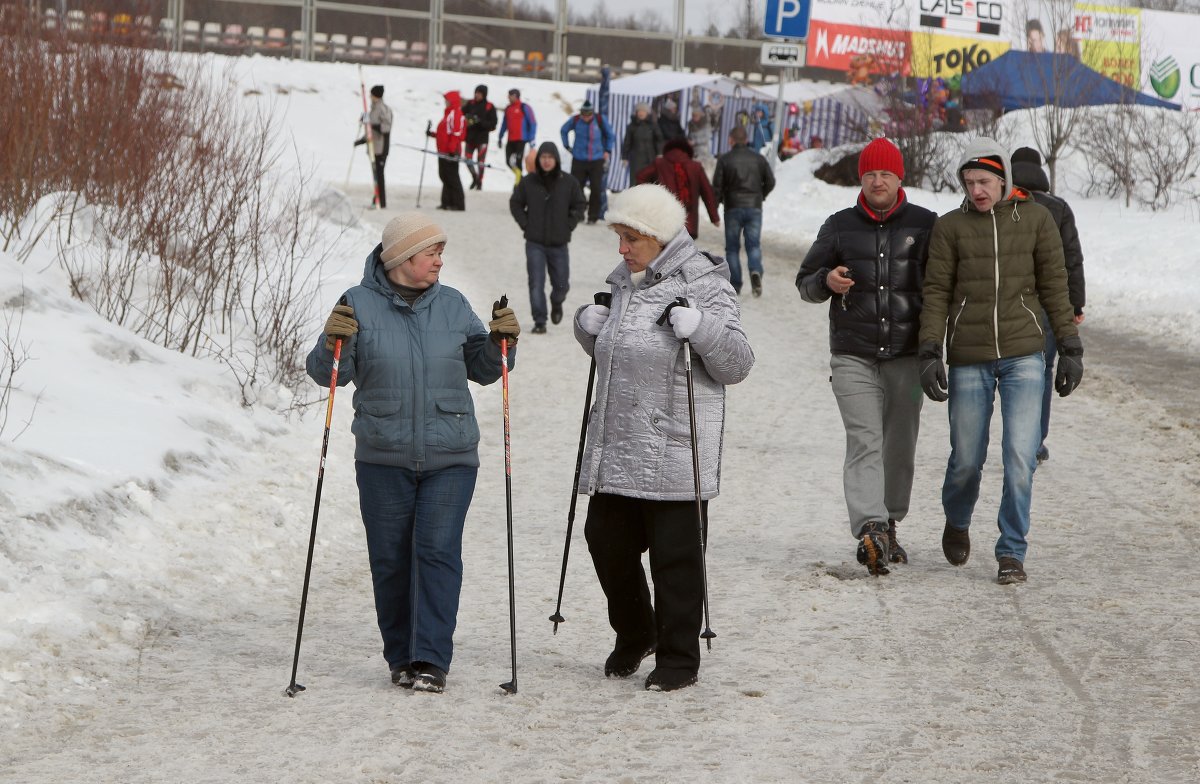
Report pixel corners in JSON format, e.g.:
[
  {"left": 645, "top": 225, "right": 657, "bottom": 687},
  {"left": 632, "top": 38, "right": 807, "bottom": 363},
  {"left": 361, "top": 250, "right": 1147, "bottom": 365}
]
[
  {"left": 549, "top": 291, "right": 612, "bottom": 634},
  {"left": 357, "top": 65, "right": 378, "bottom": 208},
  {"left": 656, "top": 297, "right": 716, "bottom": 650},
  {"left": 416, "top": 121, "right": 431, "bottom": 208},
  {"left": 285, "top": 298, "right": 348, "bottom": 698},
  {"left": 497, "top": 294, "right": 519, "bottom": 695}
]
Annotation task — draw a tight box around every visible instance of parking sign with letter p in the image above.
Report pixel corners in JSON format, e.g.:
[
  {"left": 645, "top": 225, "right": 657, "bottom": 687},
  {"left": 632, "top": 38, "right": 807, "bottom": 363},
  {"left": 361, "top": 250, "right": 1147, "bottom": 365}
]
[{"left": 764, "top": 0, "right": 811, "bottom": 40}]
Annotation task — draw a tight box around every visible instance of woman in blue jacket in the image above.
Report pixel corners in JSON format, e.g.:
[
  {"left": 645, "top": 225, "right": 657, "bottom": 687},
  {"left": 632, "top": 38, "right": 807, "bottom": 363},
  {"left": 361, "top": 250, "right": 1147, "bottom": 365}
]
[{"left": 307, "top": 213, "right": 521, "bottom": 694}]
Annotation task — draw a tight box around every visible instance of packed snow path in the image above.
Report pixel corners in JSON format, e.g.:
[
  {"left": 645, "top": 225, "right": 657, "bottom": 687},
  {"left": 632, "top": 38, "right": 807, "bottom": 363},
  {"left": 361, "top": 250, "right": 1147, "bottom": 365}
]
[{"left": 4, "top": 186, "right": 1199, "bottom": 783}]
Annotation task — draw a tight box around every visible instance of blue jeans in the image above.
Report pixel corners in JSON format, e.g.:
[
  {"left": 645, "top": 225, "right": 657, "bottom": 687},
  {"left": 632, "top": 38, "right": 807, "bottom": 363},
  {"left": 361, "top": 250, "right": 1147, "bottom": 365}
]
[
  {"left": 942, "top": 353, "right": 1045, "bottom": 562},
  {"left": 723, "top": 207, "right": 763, "bottom": 293},
  {"left": 525, "top": 241, "right": 570, "bottom": 327},
  {"left": 355, "top": 461, "right": 478, "bottom": 672},
  {"left": 1040, "top": 312, "right": 1056, "bottom": 451}
]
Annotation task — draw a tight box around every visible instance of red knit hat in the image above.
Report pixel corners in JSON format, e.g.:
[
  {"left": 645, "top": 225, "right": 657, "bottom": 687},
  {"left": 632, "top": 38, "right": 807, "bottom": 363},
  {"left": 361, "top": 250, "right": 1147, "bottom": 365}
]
[{"left": 858, "top": 137, "right": 905, "bottom": 180}]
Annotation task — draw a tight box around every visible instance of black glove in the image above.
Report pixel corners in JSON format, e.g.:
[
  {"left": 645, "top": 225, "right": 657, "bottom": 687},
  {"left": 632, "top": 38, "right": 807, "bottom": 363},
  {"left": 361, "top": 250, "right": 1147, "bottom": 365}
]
[
  {"left": 353, "top": 137, "right": 366, "bottom": 147},
  {"left": 1054, "top": 335, "right": 1084, "bottom": 397},
  {"left": 919, "top": 341, "right": 949, "bottom": 402},
  {"left": 426, "top": 129, "right": 436, "bottom": 139}
]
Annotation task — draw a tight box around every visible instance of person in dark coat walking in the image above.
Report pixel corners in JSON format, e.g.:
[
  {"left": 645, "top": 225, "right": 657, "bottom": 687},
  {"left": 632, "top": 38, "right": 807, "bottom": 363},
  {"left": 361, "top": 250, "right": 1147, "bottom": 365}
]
[
  {"left": 307, "top": 214, "right": 522, "bottom": 693},
  {"left": 795, "top": 137, "right": 937, "bottom": 576},
  {"left": 621, "top": 103, "right": 663, "bottom": 188},
  {"left": 510, "top": 141, "right": 587, "bottom": 334},
  {"left": 657, "top": 98, "right": 686, "bottom": 144},
  {"left": 713, "top": 125, "right": 775, "bottom": 296},
  {"left": 635, "top": 137, "right": 719, "bottom": 239},
  {"left": 462, "top": 84, "right": 498, "bottom": 191},
  {"left": 1010, "top": 146, "right": 1086, "bottom": 465}
]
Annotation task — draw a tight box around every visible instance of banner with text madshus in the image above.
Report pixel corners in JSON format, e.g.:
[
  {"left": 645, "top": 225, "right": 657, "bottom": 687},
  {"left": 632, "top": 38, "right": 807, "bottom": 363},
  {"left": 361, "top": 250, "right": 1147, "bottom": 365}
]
[
  {"left": 806, "top": 20, "right": 912, "bottom": 78},
  {"left": 1073, "top": 3, "right": 1141, "bottom": 88},
  {"left": 909, "top": 31, "right": 1010, "bottom": 78}
]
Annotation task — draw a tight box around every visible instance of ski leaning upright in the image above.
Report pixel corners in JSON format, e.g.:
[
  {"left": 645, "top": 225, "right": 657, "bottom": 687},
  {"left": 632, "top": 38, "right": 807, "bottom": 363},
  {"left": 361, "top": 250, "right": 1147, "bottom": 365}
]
[{"left": 356, "top": 64, "right": 378, "bottom": 208}]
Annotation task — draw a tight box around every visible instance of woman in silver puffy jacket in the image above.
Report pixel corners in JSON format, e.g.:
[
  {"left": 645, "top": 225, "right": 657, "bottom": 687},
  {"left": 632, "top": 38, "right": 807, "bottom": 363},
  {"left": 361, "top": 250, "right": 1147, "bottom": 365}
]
[{"left": 573, "top": 183, "right": 754, "bottom": 692}]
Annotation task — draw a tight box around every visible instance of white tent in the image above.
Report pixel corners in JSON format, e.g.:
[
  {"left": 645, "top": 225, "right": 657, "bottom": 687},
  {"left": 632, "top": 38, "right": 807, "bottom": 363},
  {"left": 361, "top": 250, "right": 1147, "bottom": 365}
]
[
  {"left": 777, "top": 81, "right": 885, "bottom": 151},
  {"left": 585, "top": 72, "right": 777, "bottom": 191}
]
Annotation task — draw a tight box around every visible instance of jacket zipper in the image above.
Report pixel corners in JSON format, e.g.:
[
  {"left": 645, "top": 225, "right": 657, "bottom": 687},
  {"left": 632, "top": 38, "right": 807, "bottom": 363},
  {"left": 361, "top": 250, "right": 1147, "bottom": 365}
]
[
  {"left": 950, "top": 296, "right": 967, "bottom": 347},
  {"left": 1019, "top": 293, "right": 1044, "bottom": 336},
  {"left": 990, "top": 209, "right": 1000, "bottom": 358}
]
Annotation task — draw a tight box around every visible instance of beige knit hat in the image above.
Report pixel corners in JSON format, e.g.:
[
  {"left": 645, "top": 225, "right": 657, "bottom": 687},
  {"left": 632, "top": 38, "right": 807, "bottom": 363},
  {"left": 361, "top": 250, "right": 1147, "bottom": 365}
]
[{"left": 380, "top": 213, "right": 447, "bottom": 270}]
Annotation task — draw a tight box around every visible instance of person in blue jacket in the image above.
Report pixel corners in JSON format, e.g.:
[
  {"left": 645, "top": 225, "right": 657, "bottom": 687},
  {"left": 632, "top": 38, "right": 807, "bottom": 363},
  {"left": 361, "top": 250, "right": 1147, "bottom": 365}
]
[
  {"left": 561, "top": 100, "right": 615, "bottom": 224},
  {"left": 307, "top": 213, "right": 522, "bottom": 694},
  {"left": 749, "top": 102, "right": 773, "bottom": 153}
]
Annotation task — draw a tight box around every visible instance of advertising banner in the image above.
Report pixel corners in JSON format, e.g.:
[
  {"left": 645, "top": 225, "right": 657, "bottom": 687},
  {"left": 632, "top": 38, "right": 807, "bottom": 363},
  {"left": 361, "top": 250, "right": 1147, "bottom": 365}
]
[
  {"left": 1073, "top": 4, "right": 1140, "bottom": 87},
  {"left": 806, "top": 19, "right": 912, "bottom": 75},
  {"left": 1141, "top": 9, "right": 1200, "bottom": 110},
  {"left": 909, "top": 31, "right": 1011, "bottom": 78}
]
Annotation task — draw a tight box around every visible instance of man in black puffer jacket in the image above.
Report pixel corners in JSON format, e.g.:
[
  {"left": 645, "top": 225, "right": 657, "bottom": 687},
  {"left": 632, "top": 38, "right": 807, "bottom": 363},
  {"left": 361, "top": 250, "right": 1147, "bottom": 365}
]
[
  {"left": 509, "top": 141, "right": 586, "bottom": 333},
  {"left": 795, "top": 137, "right": 937, "bottom": 576},
  {"left": 1010, "top": 146, "right": 1086, "bottom": 465}
]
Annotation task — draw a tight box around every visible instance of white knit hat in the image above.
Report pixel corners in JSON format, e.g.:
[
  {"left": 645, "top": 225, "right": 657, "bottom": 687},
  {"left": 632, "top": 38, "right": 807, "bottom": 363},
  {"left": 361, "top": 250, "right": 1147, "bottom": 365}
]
[
  {"left": 604, "top": 184, "right": 686, "bottom": 244},
  {"left": 380, "top": 213, "right": 447, "bottom": 270}
]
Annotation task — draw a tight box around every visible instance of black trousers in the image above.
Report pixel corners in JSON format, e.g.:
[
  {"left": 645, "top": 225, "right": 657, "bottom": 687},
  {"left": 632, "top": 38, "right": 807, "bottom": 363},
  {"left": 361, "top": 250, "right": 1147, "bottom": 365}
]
[
  {"left": 505, "top": 140, "right": 527, "bottom": 176},
  {"left": 437, "top": 157, "right": 465, "bottom": 210},
  {"left": 372, "top": 155, "right": 387, "bottom": 208},
  {"left": 584, "top": 493, "right": 708, "bottom": 677},
  {"left": 465, "top": 141, "right": 488, "bottom": 187},
  {"left": 571, "top": 158, "right": 606, "bottom": 222}
]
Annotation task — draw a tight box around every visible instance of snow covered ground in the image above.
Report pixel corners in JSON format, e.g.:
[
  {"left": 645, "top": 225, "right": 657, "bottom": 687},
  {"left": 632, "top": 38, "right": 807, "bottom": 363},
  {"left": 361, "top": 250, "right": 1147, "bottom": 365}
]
[{"left": 2, "top": 54, "right": 1199, "bottom": 782}]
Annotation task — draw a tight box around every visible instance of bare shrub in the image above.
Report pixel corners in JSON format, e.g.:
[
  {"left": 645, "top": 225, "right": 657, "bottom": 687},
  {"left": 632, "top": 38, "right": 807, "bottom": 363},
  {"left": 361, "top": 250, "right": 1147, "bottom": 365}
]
[
  {"left": 1080, "top": 106, "right": 1200, "bottom": 211},
  {"left": 1, "top": 290, "right": 38, "bottom": 441}
]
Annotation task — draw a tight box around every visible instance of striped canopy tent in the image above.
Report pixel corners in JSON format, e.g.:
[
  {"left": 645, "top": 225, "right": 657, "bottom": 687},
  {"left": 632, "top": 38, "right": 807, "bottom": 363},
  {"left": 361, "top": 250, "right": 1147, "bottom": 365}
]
[
  {"left": 777, "top": 81, "right": 885, "bottom": 152},
  {"left": 585, "top": 71, "right": 776, "bottom": 192}
]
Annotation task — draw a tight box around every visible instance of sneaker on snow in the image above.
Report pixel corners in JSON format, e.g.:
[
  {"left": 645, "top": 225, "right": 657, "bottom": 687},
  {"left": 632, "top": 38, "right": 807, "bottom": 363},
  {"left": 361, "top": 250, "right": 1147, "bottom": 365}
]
[
  {"left": 604, "top": 641, "right": 656, "bottom": 678},
  {"left": 942, "top": 522, "right": 970, "bottom": 566},
  {"left": 857, "top": 521, "right": 891, "bottom": 576},
  {"left": 411, "top": 662, "right": 447, "bottom": 693},
  {"left": 644, "top": 669, "right": 697, "bottom": 692},
  {"left": 750, "top": 271, "right": 763, "bottom": 298},
  {"left": 887, "top": 519, "right": 908, "bottom": 564},
  {"left": 390, "top": 663, "right": 415, "bottom": 688},
  {"left": 997, "top": 557, "right": 1027, "bottom": 585}
]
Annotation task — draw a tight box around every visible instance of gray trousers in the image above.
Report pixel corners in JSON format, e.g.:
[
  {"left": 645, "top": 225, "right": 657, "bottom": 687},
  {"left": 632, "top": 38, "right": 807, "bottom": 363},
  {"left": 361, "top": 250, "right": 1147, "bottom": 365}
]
[{"left": 830, "top": 354, "right": 923, "bottom": 538}]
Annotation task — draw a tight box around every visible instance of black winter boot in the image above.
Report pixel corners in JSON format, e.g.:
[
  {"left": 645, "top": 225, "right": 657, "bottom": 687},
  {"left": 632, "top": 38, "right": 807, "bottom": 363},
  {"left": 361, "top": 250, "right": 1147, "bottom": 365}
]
[
  {"left": 857, "top": 521, "right": 891, "bottom": 576},
  {"left": 942, "top": 522, "right": 970, "bottom": 566},
  {"left": 605, "top": 641, "right": 656, "bottom": 678},
  {"left": 887, "top": 519, "right": 908, "bottom": 564}
]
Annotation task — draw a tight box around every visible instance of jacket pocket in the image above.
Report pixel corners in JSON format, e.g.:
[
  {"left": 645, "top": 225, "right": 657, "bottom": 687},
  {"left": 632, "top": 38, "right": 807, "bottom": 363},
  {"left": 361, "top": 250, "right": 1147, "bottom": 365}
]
[
  {"left": 948, "top": 296, "right": 968, "bottom": 348},
  {"left": 1018, "top": 292, "right": 1044, "bottom": 336},
  {"left": 649, "top": 408, "right": 691, "bottom": 445},
  {"left": 432, "top": 394, "right": 480, "bottom": 452},
  {"left": 352, "top": 398, "right": 411, "bottom": 451}
]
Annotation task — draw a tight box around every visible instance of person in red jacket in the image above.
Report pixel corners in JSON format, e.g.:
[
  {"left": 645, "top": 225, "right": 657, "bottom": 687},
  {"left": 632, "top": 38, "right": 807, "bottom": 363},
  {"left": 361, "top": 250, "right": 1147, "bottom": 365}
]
[
  {"left": 635, "top": 138, "right": 719, "bottom": 239},
  {"left": 427, "top": 91, "right": 466, "bottom": 211}
]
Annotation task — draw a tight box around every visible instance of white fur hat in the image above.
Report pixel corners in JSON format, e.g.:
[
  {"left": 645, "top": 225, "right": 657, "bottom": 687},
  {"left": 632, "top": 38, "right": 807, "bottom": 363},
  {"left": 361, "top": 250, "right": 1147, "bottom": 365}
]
[{"left": 604, "top": 184, "right": 686, "bottom": 244}]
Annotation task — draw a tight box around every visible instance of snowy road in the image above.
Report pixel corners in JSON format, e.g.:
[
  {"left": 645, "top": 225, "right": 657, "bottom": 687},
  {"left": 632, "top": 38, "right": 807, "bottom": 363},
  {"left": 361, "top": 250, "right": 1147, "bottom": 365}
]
[{"left": 4, "top": 186, "right": 1199, "bottom": 783}]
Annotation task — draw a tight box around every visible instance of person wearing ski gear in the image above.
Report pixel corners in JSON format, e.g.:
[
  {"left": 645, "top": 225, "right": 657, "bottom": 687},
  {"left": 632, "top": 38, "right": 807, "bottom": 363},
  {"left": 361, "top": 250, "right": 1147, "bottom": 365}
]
[
  {"left": 656, "top": 97, "right": 686, "bottom": 145},
  {"left": 462, "top": 84, "right": 497, "bottom": 191},
  {"left": 307, "top": 214, "right": 521, "bottom": 693},
  {"left": 573, "top": 183, "right": 754, "bottom": 693},
  {"left": 427, "top": 90, "right": 466, "bottom": 211},
  {"left": 353, "top": 85, "right": 393, "bottom": 209},
  {"left": 795, "top": 137, "right": 937, "bottom": 576},
  {"left": 713, "top": 125, "right": 775, "bottom": 296},
  {"left": 620, "top": 102, "right": 662, "bottom": 189},
  {"left": 498, "top": 88, "right": 537, "bottom": 181},
  {"left": 561, "top": 100, "right": 615, "bottom": 225},
  {"left": 509, "top": 141, "right": 586, "bottom": 334},
  {"left": 749, "top": 102, "right": 773, "bottom": 154},
  {"left": 635, "top": 137, "right": 719, "bottom": 240},
  {"left": 1010, "top": 146, "right": 1086, "bottom": 466},
  {"left": 919, "top": 138, "right": 1083, "bottom": 586}
]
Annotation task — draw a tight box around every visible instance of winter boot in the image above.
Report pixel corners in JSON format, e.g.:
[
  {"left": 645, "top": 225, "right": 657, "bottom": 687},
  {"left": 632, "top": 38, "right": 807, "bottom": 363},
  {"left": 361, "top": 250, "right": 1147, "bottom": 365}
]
[
  {"left": 411, "top": 662, "right": 447, "bottom": 693},
  {"left": 887, "top": 519, "right": 908, "bottom": 564},
  {"left": 551, "top": 302, "right": 564, "bottom": 325},
  {"left": 390, "top": 663, "right": 415, "bottom": 688},
  {"left": 644, "top": 668, "right": 698, "bottom": 692},
  {"left": 856, "top": 521, "right": 891, "bottom": 576},
  {"left": 605, "top": 640, "right": 656, "bottom": 678},
  {"left": 942, "top": 522, "right": 971, "bottom": 566},
  {"left": 750, "top": 271, "right": 763, "bottom": 298},
  {"left": 997, "top": 557, "right": 1027, "bottom": 585}
]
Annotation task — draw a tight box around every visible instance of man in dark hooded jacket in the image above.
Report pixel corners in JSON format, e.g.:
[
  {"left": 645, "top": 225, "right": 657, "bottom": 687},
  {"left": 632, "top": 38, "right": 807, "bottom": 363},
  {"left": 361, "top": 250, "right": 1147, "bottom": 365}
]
[
  {"left": 463, "top": 84, "right": 498, "bottom": 191},
  {"left": 510, "top": 141, "right": 587, "bottom": 333},
  {"left": 621, "top": 103, "right": 663, "bottom": 188},
  {"left": 1010, "top": 146, "right": 1086, "bottom": 465}
]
